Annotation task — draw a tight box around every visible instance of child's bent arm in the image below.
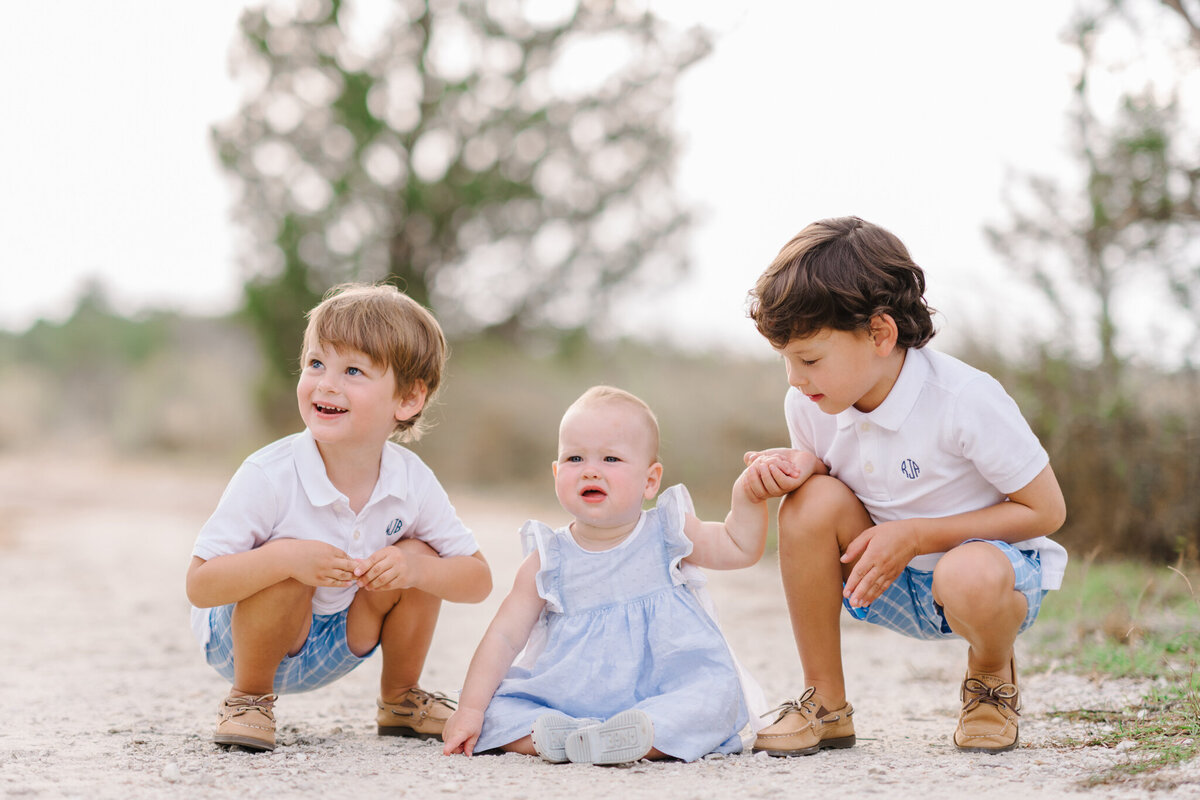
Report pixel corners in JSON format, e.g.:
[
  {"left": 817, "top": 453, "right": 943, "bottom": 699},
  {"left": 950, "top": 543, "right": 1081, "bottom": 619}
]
[
  {"left": 185, "top": 539, "right": 359, "bottom": 608},
  {"left": 857, "top": 464, "right": 1066, "bottom": 561},
  {"left": 685, "top": 451, "right": 825, "bottom": 570},
  {"left": 357, "top": 546, "right": 491, "bottom": 603},
  {"left": 443, "top": 553, "right": 546, "bottom": 756},
  {"left": 412, "top": 550, "right": 491, "bottom": 603},
  {"left": 841, "top": 464, "right": 1067, "bottom": 607}
]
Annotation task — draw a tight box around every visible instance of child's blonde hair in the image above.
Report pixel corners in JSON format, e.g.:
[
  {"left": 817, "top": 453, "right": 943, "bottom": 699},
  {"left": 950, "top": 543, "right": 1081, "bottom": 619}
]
[
  {"left": 302, "top": 283, "right": 446, "bottom": 441},
  {"left": 567, "top": 385, "right": 661, "bottom": 463}
]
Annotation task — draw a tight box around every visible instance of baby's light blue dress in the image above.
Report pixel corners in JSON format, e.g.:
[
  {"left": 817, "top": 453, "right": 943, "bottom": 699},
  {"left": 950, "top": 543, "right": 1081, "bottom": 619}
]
[{"left": 474, "top": 485, "right": 752, "bottom": 762}]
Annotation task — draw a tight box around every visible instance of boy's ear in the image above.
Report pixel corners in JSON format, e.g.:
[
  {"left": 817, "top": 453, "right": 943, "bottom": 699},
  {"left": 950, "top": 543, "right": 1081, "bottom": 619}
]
[
  {"left": 643, "top": 461, "right": 664, "bottom": 500},
  {"left": 394, "top": 381, "right": 428, "bottom": 422},
  {"left": 868, "top": 314, "right": 899, "bottom": 355}
]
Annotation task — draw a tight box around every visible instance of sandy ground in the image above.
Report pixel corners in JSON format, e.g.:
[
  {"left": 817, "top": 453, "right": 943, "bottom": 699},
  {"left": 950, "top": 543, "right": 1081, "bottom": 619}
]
[{"left": 1, "top": 451, "right": 1197, "bottom": 799}]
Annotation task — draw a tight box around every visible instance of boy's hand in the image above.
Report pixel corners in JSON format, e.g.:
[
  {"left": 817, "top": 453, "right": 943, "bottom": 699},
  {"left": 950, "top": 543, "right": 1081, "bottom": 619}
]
[
  {"left": 355, "top": 542, "right": 425, "bottom": 591},
  {"left": 841, "top": 520, "right": 919, "bottom": 608},
  {"left": 442, "top": 708, "right": 484, "bottom": 756},
  {"left": 284, "top": 539, "right": 359, "bottom": 588},
  {"left": 741, "top": 448, "right": 826, "bottom": 500}
]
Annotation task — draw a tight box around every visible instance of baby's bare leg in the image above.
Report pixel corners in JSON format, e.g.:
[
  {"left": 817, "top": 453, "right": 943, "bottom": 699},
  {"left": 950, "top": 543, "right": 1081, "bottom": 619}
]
[
  {"left": 347, "top": 539, "right": 443, "bottom": 700},
  {"left": 932, "top": 542, "right": 1026, "bottom": 681},
  {"left": 777, "top": 475, "right": 872, "bottom": 706},
  {"left": 230, "top": 579, "right": 315, "bottom": 695}
]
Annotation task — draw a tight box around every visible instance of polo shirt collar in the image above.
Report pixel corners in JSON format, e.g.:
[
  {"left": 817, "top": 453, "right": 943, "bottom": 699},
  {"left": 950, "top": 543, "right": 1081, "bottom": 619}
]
[
  {"left": 377, "top": 439, "right": 409, "bottom": 501},
  {"left": 292, "top": 429, "right": 411, "bottom": 507},
  {"left": 836, "top": 347, "right": 930, "bottom": 432},
  {"left": 293, "top": 429, "right": 342, "bottom": 507}
]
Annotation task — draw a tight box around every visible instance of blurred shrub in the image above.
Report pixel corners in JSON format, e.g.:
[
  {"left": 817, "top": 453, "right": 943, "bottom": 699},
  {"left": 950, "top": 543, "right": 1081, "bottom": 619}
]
[
  {"left": 5, "top": 297, "right": 1197, "bottom": 562},
  {"left": 961, "top": 341, "right": 1200, "bottom": 563},
  {"left": 0, "top": 296, "right": 267, "bottom": 460},
  {"left": 407, "top": 337, "right": 790, "bottom": 522}
]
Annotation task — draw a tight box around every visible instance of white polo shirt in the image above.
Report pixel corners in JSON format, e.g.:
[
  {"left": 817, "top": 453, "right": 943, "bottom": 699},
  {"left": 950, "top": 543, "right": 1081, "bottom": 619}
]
[
  {"left": 785, "top": 346, "right": 1067, "bottom": 590},
  {"left": 190, "top": 429, "right": 480, "bottom": 644}
]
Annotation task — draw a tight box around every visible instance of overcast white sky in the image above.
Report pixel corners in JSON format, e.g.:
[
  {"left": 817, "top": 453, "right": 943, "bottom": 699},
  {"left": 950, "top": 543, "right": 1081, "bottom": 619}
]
[{"left": 8, "top": 1, "right": 1188, "bottom": 362}]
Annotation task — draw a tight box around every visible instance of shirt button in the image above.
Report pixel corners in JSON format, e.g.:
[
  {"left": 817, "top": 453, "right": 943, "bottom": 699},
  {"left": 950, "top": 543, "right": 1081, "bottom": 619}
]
[
  {"left": 864, "top": 462, "right": 875, "bottom": 474},
  {"left": 860, "top": 422, "right": 870, "bottom": 432},
  {"left": 353, "top": 530, "right": 361, "bottom": 540}
]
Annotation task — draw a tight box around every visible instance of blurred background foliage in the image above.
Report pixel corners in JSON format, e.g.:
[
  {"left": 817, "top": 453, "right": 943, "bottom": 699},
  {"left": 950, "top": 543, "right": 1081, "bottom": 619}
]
[
  {"left": 212, "top": 0, "right": 710, "bottom": 428},
  {"left": 0, "top": 0, "right": 1196, "bottom": 560}
]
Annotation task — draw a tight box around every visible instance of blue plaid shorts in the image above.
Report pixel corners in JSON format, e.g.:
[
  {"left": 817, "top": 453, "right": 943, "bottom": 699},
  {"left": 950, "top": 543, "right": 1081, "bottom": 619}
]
[
  {"left": 204, "top": 604, "right": 375, "bottom": 694},
  {"left": 843, "top": 539, "right": 1045, "bottom": 641}
]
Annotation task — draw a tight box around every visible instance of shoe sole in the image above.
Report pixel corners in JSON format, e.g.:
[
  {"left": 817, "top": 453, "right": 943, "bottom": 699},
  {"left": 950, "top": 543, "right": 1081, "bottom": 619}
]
[
  {"left": 532, "top": 713, "right": 596, "bottom": 763},
  {"left": 564, "top": 710, "right": 654, "bottom": 765},
  {"left": 755, "top": 734, "right": 856, "bottom": 757},
  {"left": 214, "top": 733, "right": 275, "bottom": 752},
  {"left": 378, "top": 725, "right": 441, "bottom": 740},
  {"left": 954, "top": 733, "right": 1019, "bottom": 753}
]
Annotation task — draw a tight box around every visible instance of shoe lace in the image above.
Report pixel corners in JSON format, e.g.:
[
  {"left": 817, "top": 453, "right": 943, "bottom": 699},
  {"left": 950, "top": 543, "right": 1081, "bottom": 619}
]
[
  {"left": 410, "top": 688, "right": 457, "bottom": 710},
  {"left": 761, "top": 686, "right": 818, "bottom": 722},
  {"left": 225, "top": 693, "right": 277, "bottom": 718},
  {"left": 961, "top": 678, "right": 1020, "bottom": 714},
  {"left": 382, "top": 688, "right": 458, "bottom": 720}
]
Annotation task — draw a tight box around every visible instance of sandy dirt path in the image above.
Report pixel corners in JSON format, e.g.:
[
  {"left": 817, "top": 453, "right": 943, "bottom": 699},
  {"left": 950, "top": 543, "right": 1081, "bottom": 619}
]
[{"left": 0, "top": 452, "right": 1195, "bottom": 799}]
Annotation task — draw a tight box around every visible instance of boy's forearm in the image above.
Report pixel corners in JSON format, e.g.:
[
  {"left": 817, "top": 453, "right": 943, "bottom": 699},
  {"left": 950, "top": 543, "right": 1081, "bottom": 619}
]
[
  {"left": 909, "top": 465, "right": 1067, "bottom": 555},
  {"left": 186, "top": 542, "right": 299, "bottom": 608},
  {"left": 412, "top": 550, "right": 492, "bottom": 603}
]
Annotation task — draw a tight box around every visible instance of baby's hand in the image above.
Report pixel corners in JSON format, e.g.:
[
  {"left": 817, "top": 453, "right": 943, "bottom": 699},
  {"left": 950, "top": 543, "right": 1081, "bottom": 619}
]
[
  {"left": 740, "top": 449, "right": 824, "bottom": 500},
  {"left": 442, "top": 708, "right": 484, "bottom": 756}
]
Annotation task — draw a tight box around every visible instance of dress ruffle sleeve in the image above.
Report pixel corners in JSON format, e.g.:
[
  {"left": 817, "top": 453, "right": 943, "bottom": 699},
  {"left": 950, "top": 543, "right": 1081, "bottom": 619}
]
[
  {"left": 657, "top": 484, "right": 708, "bottom": 591},
  {"left": 519, "top": 519, "right": 564, "bottom": 613}
]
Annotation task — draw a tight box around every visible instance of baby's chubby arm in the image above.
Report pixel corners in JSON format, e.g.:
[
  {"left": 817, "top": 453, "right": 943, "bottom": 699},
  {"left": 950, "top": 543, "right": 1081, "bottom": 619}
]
[
  {"left": 356, "top": 542, "right": 491, "bottom": 604},
  {"left": 186, "top": 539, "right": 359, "bottom": 609},
  {"left": 443, "top": 552, "right": 546, "bottom": 756},
  {"left": 684, "top": 449, "right": 827, "bottom": 570}
]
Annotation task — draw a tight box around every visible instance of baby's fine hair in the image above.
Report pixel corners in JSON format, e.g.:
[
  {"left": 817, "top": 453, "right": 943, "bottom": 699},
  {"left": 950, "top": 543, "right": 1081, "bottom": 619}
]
[
  {"left": 748, "top": 216, "right": 936, "bottom": 350},
  {"left": 302, "top": 282, "right": 447, "bottom": 441},
  {"left": 569, "top": 385, "right": 661, "bottom": 463}
]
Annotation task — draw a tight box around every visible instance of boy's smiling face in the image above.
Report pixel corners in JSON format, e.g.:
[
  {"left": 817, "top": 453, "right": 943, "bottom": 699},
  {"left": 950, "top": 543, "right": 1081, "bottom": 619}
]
[
  {"left": 296, "top": 339, "right": 424, "bottom": 451},
  {"left": 778, "top": 317, "right": 904, "bottom": 414}
]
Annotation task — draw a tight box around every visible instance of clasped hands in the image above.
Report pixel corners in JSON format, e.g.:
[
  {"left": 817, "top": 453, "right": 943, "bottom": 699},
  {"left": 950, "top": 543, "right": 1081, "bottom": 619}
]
[{"left": 285, "top": 538, "right": 423, "bottom": 592}]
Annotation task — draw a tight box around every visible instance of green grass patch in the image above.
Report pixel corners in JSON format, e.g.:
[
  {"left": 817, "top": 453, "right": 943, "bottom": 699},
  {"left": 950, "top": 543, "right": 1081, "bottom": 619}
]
[{"left": 1031, "top": 560, "right": 1200, "bottom": 786}]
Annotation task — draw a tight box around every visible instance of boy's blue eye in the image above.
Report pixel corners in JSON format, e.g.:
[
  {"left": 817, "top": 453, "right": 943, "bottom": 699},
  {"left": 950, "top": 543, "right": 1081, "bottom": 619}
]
[
  {"left": 309, "top": 359, "right": 324, "bottom": 370},
  {"left": 566, "top": 455, "right": 582, "bottom": 463},
  {"left": 802, "top": 359, "right": 818, "bottom": 367},
  {"left": 604, "top": 456, "right": 620, "bottom": 462},
  {"left": 347, "top": 366, "right": 362, "bottom": 376}
]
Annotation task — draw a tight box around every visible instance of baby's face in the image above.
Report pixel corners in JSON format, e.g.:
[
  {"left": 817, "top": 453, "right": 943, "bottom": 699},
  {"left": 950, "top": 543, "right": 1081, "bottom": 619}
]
[{"left": 553, "top": 400, "right": 660, "bottom": 533}]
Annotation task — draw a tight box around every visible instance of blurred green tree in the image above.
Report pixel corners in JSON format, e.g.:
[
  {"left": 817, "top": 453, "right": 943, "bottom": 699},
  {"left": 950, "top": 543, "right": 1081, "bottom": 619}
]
[
  {"left": 212, "top": 0, "right": 711, "bottom": 427},
  {"left": 986, "top": 0, "right": 1200, "bottom": 560},
  {"left": 987, "top": 0, "right": 1199, "bottom": 391}
]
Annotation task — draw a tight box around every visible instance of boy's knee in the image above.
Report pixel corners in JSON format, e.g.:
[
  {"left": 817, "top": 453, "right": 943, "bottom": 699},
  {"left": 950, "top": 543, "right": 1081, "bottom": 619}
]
[
  {"left": 933, "top": 543, "right": 1015, "bottom": 609},
  {"left": 778, "top": 475, "right": 866, "bottom": 543},
  {"left": 241, "top": 578, "right": 315, "bottom": 612}
]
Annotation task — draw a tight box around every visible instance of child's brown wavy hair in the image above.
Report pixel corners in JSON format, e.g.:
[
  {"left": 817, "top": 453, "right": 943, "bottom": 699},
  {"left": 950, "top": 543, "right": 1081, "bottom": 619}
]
[{"left": 748, "top": 216, "right": 936, "bottom": 350}]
